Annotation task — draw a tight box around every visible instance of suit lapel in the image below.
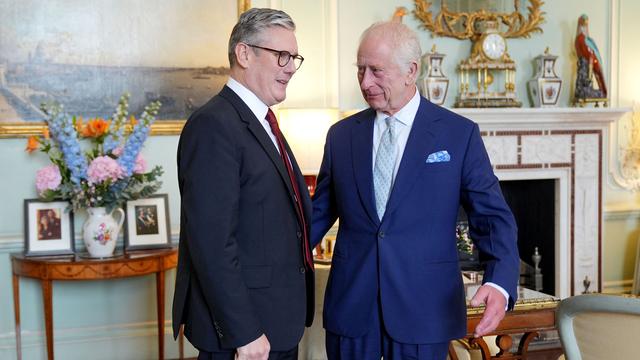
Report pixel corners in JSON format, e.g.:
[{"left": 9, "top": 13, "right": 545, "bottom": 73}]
[
  {"left": 385, "top": 98, "right": 440, "bottom": 217},
  {"left": 351, "top": 109, "right": 379, "bottom": 226},
  {"left": 219, "top": 86, "right": 296, "bottom": 201}
]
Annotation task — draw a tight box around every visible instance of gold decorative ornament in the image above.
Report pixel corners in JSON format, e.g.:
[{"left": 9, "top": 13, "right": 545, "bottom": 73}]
[
  {"left": 413, "top": 0, "right": 546, "bottom": 108},
  {"left": 414, "top": 0, "right": 545, "bottom": 40},
  {"left": 238, "top": 0, "right": 251, "bottom": 17}
]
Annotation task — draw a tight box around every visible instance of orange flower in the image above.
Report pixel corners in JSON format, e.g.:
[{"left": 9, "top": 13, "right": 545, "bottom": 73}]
[
  {"left": 75, "top": 116, "right": 84, "bottom": 132},
  {"left": 25, "top": 136, "right": 39, "bottom": 153},
  {"left": 129, "top": 115, "right": 137, "bottom": 126},
  {"left": 82, "top": 118, "right": 110, "bottom": 138}
]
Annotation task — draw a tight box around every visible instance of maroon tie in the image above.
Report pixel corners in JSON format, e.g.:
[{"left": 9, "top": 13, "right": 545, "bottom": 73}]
[{"left": 265, "top": 109, "right": 314, "bottom": 271}]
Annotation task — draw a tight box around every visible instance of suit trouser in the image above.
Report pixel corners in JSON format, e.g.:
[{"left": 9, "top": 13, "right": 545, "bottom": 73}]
[
  {"left": 197, "top": 345, "right": 298, "bottom": 360},
  {"left": 325, "top": 297, "right": 448, "bottom": 360}
]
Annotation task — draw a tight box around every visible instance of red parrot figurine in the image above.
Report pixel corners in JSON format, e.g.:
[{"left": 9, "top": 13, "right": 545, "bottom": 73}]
[{"left": 575, "top": 14, "right": 607, "bottom": 97}]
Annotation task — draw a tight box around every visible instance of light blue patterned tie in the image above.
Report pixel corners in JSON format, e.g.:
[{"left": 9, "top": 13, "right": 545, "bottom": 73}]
[{"left": 374, "top": 117, "right": 397, "bottom": 220}]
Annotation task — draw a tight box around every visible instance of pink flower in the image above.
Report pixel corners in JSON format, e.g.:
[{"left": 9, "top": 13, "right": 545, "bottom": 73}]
[
  {"left": 35, "top": 165, "right": 62, "bottom": 194},
  {"left": 133, "top": 153, "right": 147, "bottom": 174},
  {"left": 112, "top": 146, "right": 123, "bottom": 157},
  {"left": 87, "top": 156, "right": 124, "bottom": 184}
]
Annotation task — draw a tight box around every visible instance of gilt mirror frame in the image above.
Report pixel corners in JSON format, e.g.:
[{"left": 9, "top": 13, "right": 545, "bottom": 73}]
[
  {"left": 0, "top": 0, "right": 252, "bottom": 138},
  {"left": 413, "top": 0, "right": 545, "bottom": 41}
]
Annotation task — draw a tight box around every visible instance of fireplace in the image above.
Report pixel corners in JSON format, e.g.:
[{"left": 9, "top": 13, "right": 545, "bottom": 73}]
[
  {"left": 500, "top": 179, "right": 555, "bottom": 295},
  {"left": 455, "top": 107, "right": 625, "bottom": 297}
]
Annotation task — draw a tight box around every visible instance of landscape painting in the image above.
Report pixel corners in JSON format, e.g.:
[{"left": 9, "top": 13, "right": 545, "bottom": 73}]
[{"left": 0, "top": 0, "right": 241, "bottom": 124}]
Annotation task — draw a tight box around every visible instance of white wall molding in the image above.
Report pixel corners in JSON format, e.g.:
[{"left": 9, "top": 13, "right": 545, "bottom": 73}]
[
  {"left": 602, "top": 279, "right": 633, "bottom": 294},
  {"left": 604, "top": 204, "right": 640, "bottom": 220},
  {"left": 0, "top": 233, "right": 180, "bottom": 254},
  {"left": 0, "top": 320, "right": 196, "bottom": 359}
]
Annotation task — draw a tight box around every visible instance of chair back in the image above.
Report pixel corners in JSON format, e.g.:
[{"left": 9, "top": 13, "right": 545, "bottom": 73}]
[{"left": 556, "top": 294, "right": 640, "bottom": 360}]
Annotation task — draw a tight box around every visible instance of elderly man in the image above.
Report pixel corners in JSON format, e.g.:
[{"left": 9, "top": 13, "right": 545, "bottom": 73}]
[
  {"left": 311, "top": 21, "right": 519, "bottom": 359},
  {"left": 172, "top": 8, "right": 314, "bottom": 360}
]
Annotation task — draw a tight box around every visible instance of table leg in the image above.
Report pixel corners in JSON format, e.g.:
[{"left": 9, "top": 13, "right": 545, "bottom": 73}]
[
  {"left": 179, "top": 325, "right": 184, "bottom": 360},
  {"left": 156, "top": 271, "right": 165, "bottom": 360},
  {"left": 12, "top": 274, "right": 21, "bottom": 360},
  {"left": 41, "top": 279, "right": 54, "bottom": 360}
]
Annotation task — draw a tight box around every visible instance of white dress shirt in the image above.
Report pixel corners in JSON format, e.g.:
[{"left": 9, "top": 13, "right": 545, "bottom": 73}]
[
  {"left": 226, "top": 77, "right": 280, "bottom": 154},
  {"left": 371, "top": 87, "right": 420, "bottom": 181}
]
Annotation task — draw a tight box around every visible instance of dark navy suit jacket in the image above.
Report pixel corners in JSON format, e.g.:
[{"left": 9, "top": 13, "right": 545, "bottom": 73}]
[
  {"left": 172, "top": 86, "right": 314, "bottom": 352},
  {"left": 311, "top": 97, "right": 519, "bottom": 343}
]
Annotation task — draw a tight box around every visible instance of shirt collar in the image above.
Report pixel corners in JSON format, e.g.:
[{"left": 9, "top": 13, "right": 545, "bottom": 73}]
[
  {"left": 226, "top": 77, "right": 269, "bottom": 121},
  {"left": 374, "top": 86, "right": 420, "bottom": 129}
]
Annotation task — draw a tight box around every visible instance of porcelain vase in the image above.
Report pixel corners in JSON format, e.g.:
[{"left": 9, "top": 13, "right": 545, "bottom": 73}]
[{"left": 83, "top": 207, "right": 124, "bottom": 257}]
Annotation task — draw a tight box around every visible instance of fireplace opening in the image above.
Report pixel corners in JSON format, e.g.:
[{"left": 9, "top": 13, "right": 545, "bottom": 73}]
[
  {"left": 458, "top": 179, "right": 556, "bottom": 296},
  {"left": 500, "top": 179, "right": 556, "bottom": 295}
]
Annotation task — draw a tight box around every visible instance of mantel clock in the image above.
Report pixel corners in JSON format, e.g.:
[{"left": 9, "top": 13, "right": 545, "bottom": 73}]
[
  {"left": 413, "top": 0, "right": 546, "bottom": 108},
  {"left": 457, "top": 20, "right": 520, "bottom": 108}
]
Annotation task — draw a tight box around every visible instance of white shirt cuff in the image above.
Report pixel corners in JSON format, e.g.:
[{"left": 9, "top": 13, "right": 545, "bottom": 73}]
[{"left": 485, "top": 282, "right": 509, "bottom": 309}]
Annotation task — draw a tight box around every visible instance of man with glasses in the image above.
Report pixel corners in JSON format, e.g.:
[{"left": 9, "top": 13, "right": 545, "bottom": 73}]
[{"left": 173, "top": 8, "right": 313, "bottom": 360}]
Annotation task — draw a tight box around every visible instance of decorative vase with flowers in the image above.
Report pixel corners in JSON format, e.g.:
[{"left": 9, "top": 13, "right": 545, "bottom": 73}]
[{"left": 27, "top": 93, "right": 163, "bottom": 257}]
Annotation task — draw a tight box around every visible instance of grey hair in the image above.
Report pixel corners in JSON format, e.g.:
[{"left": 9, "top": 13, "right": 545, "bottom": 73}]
[
  {"left": 360, "top": 21, "right": 421, "bottom": 71},
  {"left": 228, "top": 8, "right": 296, "bottom": 67}
]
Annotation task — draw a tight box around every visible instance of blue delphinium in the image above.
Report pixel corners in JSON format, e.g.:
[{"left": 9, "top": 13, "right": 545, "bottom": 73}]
[
  {"left": 103, "top": 93, "right": 130, "bottom": 154},
  {"left": 45, "top": 104, "right": 88, "bottom": 186},
  {"left": 117, "top": 102, "right": 160, "bottom": 176}
]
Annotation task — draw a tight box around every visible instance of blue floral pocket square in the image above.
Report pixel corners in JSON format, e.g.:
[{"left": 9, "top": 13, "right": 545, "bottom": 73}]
[{"left": 426, "top": 150, "right": 450, "bottom": 163}]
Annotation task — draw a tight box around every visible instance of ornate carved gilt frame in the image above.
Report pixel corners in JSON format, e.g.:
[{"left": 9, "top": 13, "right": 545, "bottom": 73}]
[
  {"left": 413, "top": 0, "right": 545, "bottom": 41},
  {"left": 0, "top": 0, "right": 252, "bottom": 138}
]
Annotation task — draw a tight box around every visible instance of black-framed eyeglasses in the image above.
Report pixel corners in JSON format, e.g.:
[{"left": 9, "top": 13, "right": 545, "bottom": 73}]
[{"left": 245, "top": 44, "right": 304, "bottom": 70}]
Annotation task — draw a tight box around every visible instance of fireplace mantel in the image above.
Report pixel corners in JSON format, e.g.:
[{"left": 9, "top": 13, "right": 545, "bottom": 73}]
[
  {"left": 452, "top": 107, "right": 628, "bottom": 298},
  {"left": 456, "top": 107, "right": 624, "bottom": 127}
]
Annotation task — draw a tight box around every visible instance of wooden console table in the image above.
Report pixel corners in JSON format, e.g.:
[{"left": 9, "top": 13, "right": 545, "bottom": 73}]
[
  {"left": 11, "top": 247, "right": 178, "bottom": 360},
  {"left": 450, "top": 285, "right": 561, "bottom": 360}
]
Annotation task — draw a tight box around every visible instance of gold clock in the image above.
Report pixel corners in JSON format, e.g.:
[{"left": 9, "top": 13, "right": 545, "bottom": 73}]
[
  {"left": 413, "top": 0, "right": 546, "bottom": 108},
  {"left": 457, "top": 20, "right": 520, "bottom": 108}
]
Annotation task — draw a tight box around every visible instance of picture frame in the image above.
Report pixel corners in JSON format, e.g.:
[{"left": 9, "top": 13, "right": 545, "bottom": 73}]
[
  {"left": 124, "top": 194, "right": 171, "bottom": 251},
  {"left": 0, "top": 0, "right": 251, "bottom": 138},
  {"left": 23, "top": 199, "right": 75, "bottom": 256}
]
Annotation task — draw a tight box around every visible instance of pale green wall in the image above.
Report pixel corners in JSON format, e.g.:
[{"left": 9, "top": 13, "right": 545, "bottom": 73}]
[{"left": 1, "top": 0, "right": 639, "bottom": 358}]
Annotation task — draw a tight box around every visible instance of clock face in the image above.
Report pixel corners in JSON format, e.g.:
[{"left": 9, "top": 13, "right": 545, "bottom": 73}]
[{"left": 482, "top": 33, "right": 506, "bottom": 60}]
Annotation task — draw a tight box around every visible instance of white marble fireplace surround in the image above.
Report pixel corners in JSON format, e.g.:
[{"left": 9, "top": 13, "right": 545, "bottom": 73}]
[{"left": 454, "top": 108, "right": 627, "bottom": 298}]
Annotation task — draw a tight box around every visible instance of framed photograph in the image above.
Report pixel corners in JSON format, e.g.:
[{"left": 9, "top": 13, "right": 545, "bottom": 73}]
[
  {"left": 0, "top": 0, "right": 250, "bottom": 138},
  {"left": 23, "top": 199, "right": 75, "bottom": 256},
  {"left": 124, "top": 194, "right": 171, "bottom": 251}
]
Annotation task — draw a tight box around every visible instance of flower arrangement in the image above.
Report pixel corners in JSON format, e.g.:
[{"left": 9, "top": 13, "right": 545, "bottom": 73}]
[
  {"left": 456, "top": 222, "right": 474, "bottom": 255},
  {"left": 26, "top": 93, "right": 163, "bottom": 212}
]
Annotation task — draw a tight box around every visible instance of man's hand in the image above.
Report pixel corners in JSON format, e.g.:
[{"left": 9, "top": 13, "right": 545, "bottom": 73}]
[
  {"left": 470, "top": 284, "right": 507, "bottom": 338},
  {"left": 236, "top": 334, "right": 270, "bottom": 360}
]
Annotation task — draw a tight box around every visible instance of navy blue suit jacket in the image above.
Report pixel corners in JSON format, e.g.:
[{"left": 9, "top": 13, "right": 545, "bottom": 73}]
[{"left": 311, "top": 97, "right": 519, "bottom": 343}]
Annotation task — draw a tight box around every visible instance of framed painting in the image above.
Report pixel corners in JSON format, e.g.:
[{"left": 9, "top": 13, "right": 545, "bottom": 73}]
[
  {"left": 124, "top": 194, "right": 172, "bottom": 251},
  {"left": 23, "top": 199, "right": 75, "bottom": 256},
  {"left": 0, "top": 0, "right": 251, "bottom": 138}
]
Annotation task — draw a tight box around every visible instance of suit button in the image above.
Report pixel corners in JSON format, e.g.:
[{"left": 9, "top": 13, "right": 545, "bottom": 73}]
[
  {"left": 378, "top": 231, "right": 385, "bottom": 239},
  {"left": 297, "top": 231, "right": 302, "bottom": 238},
  {"left": 299, "top": 267, "right": 306, "bottom": 274}
]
